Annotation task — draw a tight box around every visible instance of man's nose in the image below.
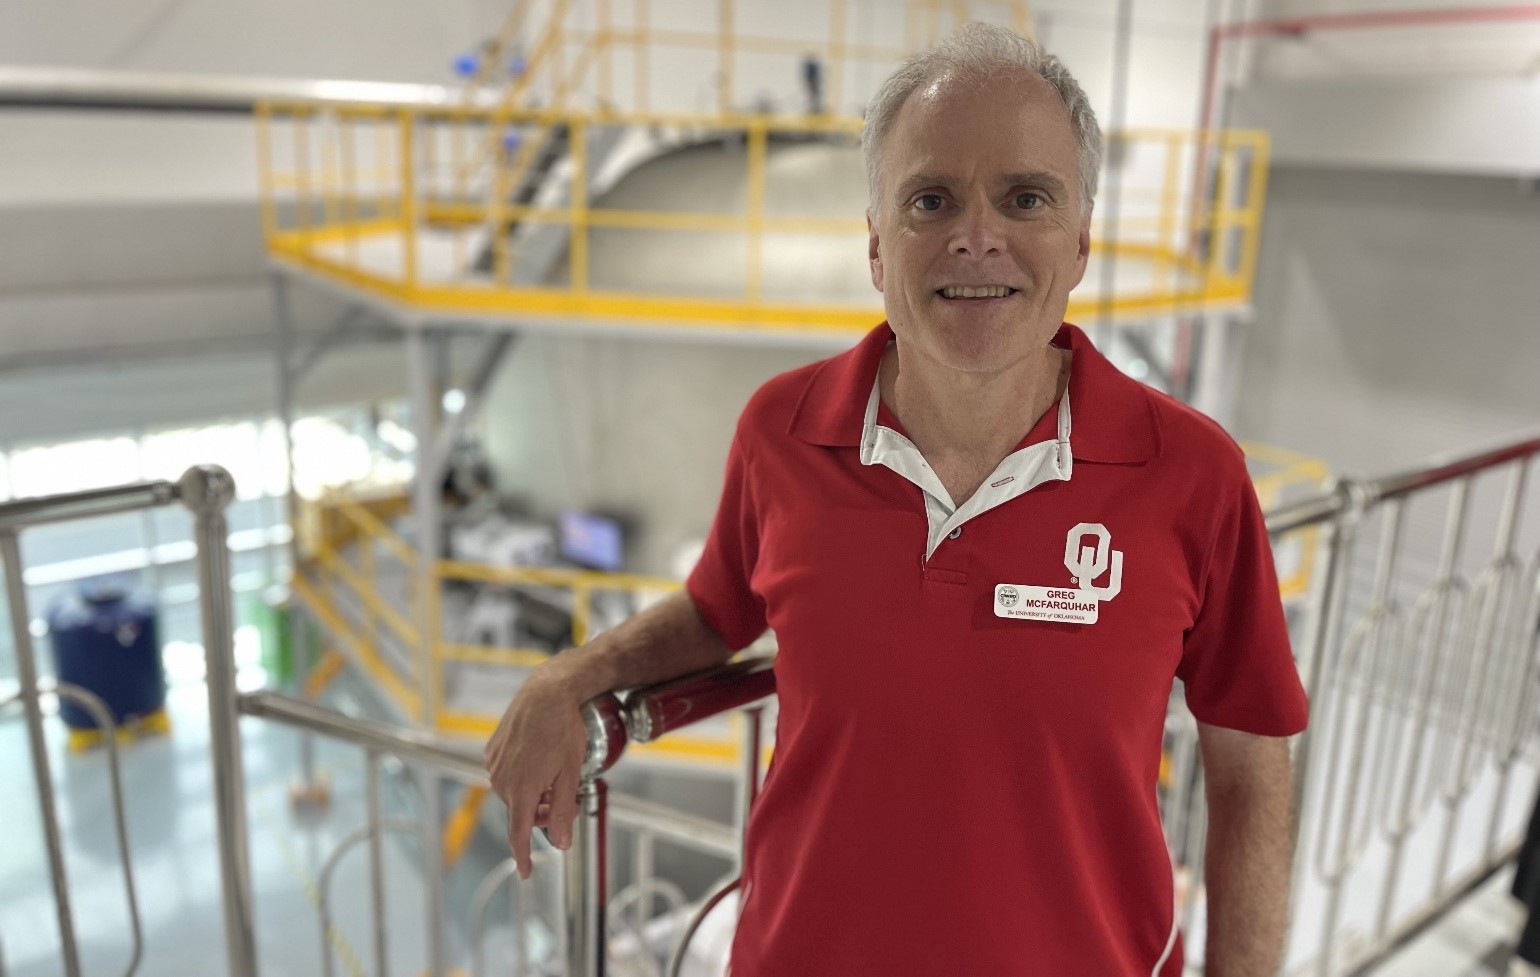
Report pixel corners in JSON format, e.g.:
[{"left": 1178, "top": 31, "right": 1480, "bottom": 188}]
[{"left": 949, "top": 204, "right": 1007, "bottom": 257}]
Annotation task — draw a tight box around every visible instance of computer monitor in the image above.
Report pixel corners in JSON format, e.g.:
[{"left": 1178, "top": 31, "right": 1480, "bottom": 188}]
[{"left": 558, "top": 510, "right": 624, "bottom": 572}]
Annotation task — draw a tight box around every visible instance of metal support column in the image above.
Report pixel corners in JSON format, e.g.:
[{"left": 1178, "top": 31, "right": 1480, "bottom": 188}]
[
  {"left": 1092, "top": 0, "right": 1133, "bottom": 355},
  {"left": 366, "top": 752, "right": 390, "bottom": 977},
  {"left": 1, "top": 529, "right": 82, "bottom": 977},
  {"left": 405, "top": 325, "right": 448, "bottom": 976},
  {"left": 564, "top": 778, "right": 609, "bottom": 977},
  {"left": 182, "top": 464, "right": 260, "bottom": 977},
  {"left": 273, "top": 271, "right": 321, "bottom": 795}
]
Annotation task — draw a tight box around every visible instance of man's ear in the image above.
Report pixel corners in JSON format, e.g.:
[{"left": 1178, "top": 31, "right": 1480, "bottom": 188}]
[
  {"left": 868, "top": 211, "right": 884, "bottom": 293},
  {"left": 1067, "top": 206, "right": 1092, "bottom": 289}
]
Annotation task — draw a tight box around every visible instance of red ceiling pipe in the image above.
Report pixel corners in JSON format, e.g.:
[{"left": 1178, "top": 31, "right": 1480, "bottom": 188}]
[
  {"left": 1200, "top": 4, "right": 1540, "bottom": 135},
  {"left": 1188, "top": 4, "right": 1540, "bottom": 251}
]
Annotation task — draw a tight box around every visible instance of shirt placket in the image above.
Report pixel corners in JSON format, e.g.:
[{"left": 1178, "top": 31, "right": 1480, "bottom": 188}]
[{"left": 859, "top": 381, "right": 1076, "bottom": 563}]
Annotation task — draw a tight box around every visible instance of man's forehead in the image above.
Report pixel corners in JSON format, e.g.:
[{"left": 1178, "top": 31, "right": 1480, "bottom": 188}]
[
  {"left": 890, "top": 70, "right": 1074, "bottom": 154},
  {"left": 884, "top": 71, "right": 1077, "bottom": 188},
  {"left": 910, "top": 65, "right": 1058, "bottom": 112}
]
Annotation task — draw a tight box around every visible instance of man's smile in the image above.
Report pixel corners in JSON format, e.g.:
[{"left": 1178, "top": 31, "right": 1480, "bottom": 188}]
[{"left": 936, "top": 284, "right": 1020, "bottom": 300}]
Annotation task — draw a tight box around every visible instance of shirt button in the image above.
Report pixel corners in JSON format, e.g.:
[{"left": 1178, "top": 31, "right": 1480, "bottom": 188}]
[{"left": 948, "top": 527, "right": 963, "bottom": 539}]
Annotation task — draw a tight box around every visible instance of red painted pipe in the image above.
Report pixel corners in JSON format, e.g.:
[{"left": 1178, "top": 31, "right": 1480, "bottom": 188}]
[
  {"left": 1218, "top": 4, "right": 1540, "bottom": 40},
  {"left": 1198, "top": 3, "right": 1540, "bottom": 148},
  {"left": 1188, "top": 3, "right": 1540, "bottom": 255}
]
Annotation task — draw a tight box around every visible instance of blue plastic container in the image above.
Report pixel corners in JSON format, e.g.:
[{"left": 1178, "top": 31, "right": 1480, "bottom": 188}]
[{"left": 46, "top": 580, "right": 166, "bottom": 730}]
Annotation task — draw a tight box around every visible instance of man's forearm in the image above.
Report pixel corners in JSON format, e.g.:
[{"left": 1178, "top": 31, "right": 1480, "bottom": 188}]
[
  {"left": 1202, "top": 767, "right": 1294, "bottom": 976},
  {"left": 534, "top": 591, "right": 736, "bottom": 703}
]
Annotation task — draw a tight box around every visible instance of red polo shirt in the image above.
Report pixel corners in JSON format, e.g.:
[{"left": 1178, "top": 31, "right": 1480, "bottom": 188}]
[{"left": 687, "top": 322, "right": 1308, "bottom": 977}]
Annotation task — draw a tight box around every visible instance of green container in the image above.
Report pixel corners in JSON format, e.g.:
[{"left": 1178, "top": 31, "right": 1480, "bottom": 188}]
[{"left": 249, "top": 586, "right": 320, "bottom": 689}]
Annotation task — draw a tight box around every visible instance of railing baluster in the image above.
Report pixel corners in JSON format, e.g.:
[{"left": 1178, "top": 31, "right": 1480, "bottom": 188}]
[{"left": 0, "top": 530, "right": 82, "bottom": 977}]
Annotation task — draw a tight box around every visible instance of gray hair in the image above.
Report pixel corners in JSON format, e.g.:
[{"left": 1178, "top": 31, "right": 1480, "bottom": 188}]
[{"left": 861, "top": 22, "right": 1103, "bottom": 217}]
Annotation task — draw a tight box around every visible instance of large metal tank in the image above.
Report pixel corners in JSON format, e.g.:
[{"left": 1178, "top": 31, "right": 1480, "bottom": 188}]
[
  {"left": 555, "top": 133, "right": 877, "bottom": 305},
  {"left": 46, "top": 579, "right": 166, "bottom": 730}
]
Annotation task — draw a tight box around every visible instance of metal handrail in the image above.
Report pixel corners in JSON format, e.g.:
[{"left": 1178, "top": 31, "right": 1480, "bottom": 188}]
[
  {"left": 665, "top": 877, "right": 740, "bottom": 977},
  {"left": 0, "top": 66, "right": 498, "bottom": 113},
  {"left": 1267, "top": 430, "right": 1540, "bottom": 536},
  {"left": 317, "top": 819, "right": 424, "bottom": 977},
  {"left": 1366, "top": 434, "right": 1540, "bottom": 505},
  {"left": 624, "top": 657, "right": 776, "bottom": 743},
  {"left": 0, "top": 465, "right": 252, "bottom": 977},
  {"left": 239, "top": 690, "right": 491, "bottom": 784},
  {"left": 469, "top": 852, "right": 561, "bottom": 977},
  {"left": 608, "top": 794, "right": 739, "bottom": 860},
  {"left": 0, "top": 480, "right": 179, "bottom": 530},
  {"left": 0, "top": 681, "right": 144, "bottom": 977}
]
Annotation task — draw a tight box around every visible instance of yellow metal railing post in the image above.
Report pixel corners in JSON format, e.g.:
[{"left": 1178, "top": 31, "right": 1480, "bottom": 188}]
[
  {"left": 255, "top": 104, "right": 278, "bottom": 243},
  {"left": 718, "top": 0, "right": 734, "bottom": 114},
  {"left": 635, "top": 0, "right": 650, "bottom": 112},
  {"left": 551, "top": 1, "right": 567, "bottom": 109},
  {"left": 1013, "top": 0, "right": 1035, "bottom": 38},
  {"left": 598, "top": 0, "right": 614, "bottom": 107},
  {"left": 1239, "top": 134, "right": 1271, "bottom": 292},
  {"left": 827, "top": 0, "right": 847, "bottom": 115},
  {"left": 451, "top": 109, "right": 468, "bottom": 276},
  {"left": 571, "top": 116, "right": 589, "bottom": 294},
  {"left": 745, "top": 121, "right": 767, "bottom": 302},
  {"left": 1205, "top": 133, "right": 1232, "bottom": 280},
  {"left": 321, "top": 111, "right": 341, "bottom": 229},
  {"left": 1156, "top": 132, "right": 1181, "bottom": 290},
  {"left": 399, "top": 110, "right": 419, "bottom": 288},
  {"left": 360, "top": 528, "right": 379, "bottom": 672},
  {"left": 572, "top": 580, "right": 592, "bottom": 646},
  {"left": 429, "top": 563, "right": 445, "bottom": 727},
  {"left": 341, "top": 111, "right": 360, "bottom": 268},
  {"left": 376, "top": 117, "right": 394, "bottom": 223},
  {"left": 295, "top": 110, "right": 314, "bottom": 242}
]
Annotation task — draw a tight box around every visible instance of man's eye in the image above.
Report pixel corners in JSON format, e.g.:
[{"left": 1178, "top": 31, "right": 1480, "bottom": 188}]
[
  {"left": 915, "top": 194, "right": 944, "bottom": 212},
  {"left": 1016, "top": 192, "right": 1043, "bottom": 210}
]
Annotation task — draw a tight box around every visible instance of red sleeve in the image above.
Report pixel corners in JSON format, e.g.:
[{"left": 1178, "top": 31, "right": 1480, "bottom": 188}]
[
  {"left": 685, "top": 425, "right": 768, "bottom": 651},
  {"left": 1177, "top": 474, "right": 1309, "bottom": 736}
]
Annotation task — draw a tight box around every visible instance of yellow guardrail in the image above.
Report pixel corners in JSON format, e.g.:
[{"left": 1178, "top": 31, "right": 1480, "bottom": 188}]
[
  {"left": 1243, "top": 441, "right": 1331, "bottom": 600},
  {"left": 254, "top": 0, "right": 1267, "bottom": 333},
  {"left": 296, "top": 487, "right": 703, "bottom": 742},
  {"left": 299, "top": 437, "right": 1325, "bottom": 740}
]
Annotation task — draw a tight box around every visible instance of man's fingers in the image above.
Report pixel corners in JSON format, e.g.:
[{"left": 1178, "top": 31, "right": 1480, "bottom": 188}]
[
  {"left": 546, "top": 763, "right": 581, "bottom": 851},
  {"left": 507, "top": 786, "right": 541, "bottom": 879}
]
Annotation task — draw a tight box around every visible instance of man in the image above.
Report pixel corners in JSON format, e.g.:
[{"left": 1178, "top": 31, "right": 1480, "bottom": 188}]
[{"left": 485, "top": 23, "right": 1308, "bottom": 977}]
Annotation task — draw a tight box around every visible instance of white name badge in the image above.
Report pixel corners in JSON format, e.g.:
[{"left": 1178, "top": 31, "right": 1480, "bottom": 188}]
[{"left": 994, "top": 584, "right": 1100, "bottom": 625}]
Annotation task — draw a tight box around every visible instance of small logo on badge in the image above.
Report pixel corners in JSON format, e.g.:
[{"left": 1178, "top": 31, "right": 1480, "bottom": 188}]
[{"left": 998, "top": 586, "right": 1020, "bottom": 607}]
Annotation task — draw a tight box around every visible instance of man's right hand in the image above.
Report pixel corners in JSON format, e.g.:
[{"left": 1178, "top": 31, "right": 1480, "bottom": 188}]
[{"left": 483, "top": 670, "right": 590, "bottom": 880}]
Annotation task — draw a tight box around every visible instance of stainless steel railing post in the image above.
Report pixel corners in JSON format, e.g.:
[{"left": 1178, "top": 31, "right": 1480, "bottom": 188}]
[
  {"left": 366, "top": 751, "right": 390, "bottom": 977},
  {"left": 1288, "top": 486, "right": 1358, "bottom": 873},
  {"left": 1, "top": 529, "right": 83, "bottom": 977},
  {"left": 564, "top": 777, "right": 609, "bottom": 977},
  {"left": 563, "top": 692, "right": 628, "bottom": 977},
  {"left": 739, "top": 705, "right": 763, "bottom": 859},
  {"left": 182, "top": 464, "right": 259, "bottom": 977}
]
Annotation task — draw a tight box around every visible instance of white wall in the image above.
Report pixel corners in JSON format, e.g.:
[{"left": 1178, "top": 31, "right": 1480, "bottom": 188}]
[
  {"left": 1235, "top": 165, "right": 1540, "bottom": 474},
  {"left": 1231, "top": 77, "right": 1540, "bottom": 177},
  {"left": 481, "top": 330, "right": 826, "bottom": 573}
]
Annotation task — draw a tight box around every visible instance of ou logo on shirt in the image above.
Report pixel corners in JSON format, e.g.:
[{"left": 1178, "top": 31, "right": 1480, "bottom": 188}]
[{"left": 1065, "top": 523, "right": 1123, "bottom": 601}]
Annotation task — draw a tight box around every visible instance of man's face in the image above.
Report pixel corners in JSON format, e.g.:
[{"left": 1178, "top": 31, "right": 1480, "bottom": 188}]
[{"left": 867, "top": 68, "right": 1091, "bottom": 375}]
